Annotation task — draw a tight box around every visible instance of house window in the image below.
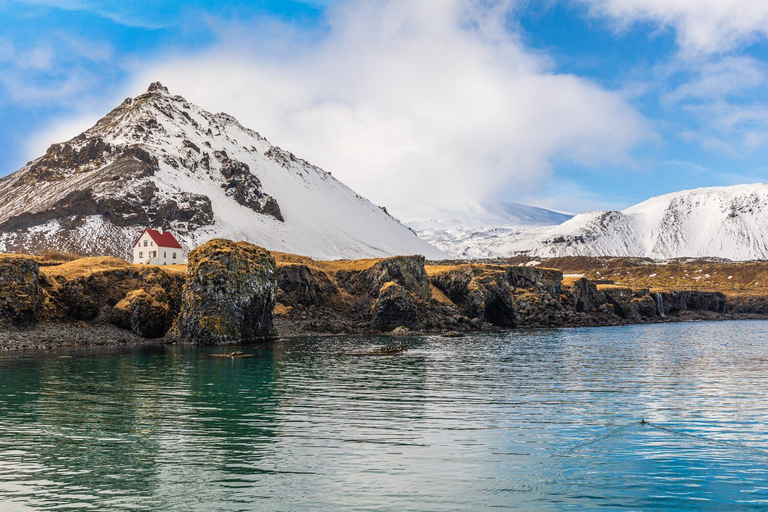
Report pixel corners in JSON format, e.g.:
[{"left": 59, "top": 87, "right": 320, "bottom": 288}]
[
  {"left": 139, "top": 251, "right": 143, "bottom": 258},
  {"left": 164, "top": 251, "right": 167, "bottom": 258},
  {"left": 151, "top": 241, "right": 154, "bottom": 246},
  {"left": 144, "top": 240, "right": 148, "bottom": 247},
  {"left": 173, "top": 252, "right": 177, "bottom": 260}
]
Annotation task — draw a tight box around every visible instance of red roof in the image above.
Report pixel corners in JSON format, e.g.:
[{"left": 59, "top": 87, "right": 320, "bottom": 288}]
[{"left": 133, "top": 228, "right": 183, "bottom": 249}]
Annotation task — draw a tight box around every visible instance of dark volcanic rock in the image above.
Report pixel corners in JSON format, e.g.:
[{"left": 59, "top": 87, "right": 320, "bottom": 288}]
[
  {"left": 277, "top": 264, "right": 338, "bottom": 306},
  {"left": 110, "top": 286, "right": 172, "bottom": 338},
  {"left": 371, "top": 283, "right": 419, "bottom": 331},
  {"left": 344, "top": 255, "right": 431, "bottom": 299},
  {"left": 507, "top": 267, "right": 562, "bottom": 297},
  {"left": 64, "top": 280, "right": 101, "bottom": 321},
  {"left": 430, "top": 265, "right": 516, "bottom": 327},
  {"left": 168, "top": 239, "right": 277, "bottom": 344},
  {"left": 216, "top": 152, "right": 283, "bottom": 221},
  {"left": 568, "top": 278, "right": 602, "bottom": 313},
  {"left": 656, "top": 290, "right": 727, "bottom": 315},
  {"left": 0, "top": 255, "right": 43, "bottom": 328}
]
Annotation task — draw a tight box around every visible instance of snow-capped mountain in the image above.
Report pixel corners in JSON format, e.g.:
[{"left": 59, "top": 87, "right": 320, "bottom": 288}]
[
  {"left": 523, "top": 184, "right": 768, "bottom": 260},
  {"left": 0, "top": 82, "right": 446, "bottom": 260},
  {"left": 408, "top": 200, "right": 572, "bottom": 259}
]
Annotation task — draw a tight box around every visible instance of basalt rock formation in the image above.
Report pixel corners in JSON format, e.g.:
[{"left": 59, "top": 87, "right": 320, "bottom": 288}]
[
  {"left": 0, "top": 255, "right": 44, "bottom": 328},
  {"left": 110, "top": 286, "right": 173, "bottom": 338},
  {"left": 167, "top": 239, "right": 277, "bottom": 344},
  {"left": 0, "top": 240, "right": 752, "bottom": 346}
]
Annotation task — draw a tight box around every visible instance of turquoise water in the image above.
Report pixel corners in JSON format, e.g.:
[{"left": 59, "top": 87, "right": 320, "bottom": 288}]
[{"left": 1, "top": 321, "right": 768, "bottom": 510}]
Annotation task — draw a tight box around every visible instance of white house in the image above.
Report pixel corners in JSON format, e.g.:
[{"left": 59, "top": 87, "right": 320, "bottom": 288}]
[{"left": 132, "top": 228, "right": 185, "bottom": 265}]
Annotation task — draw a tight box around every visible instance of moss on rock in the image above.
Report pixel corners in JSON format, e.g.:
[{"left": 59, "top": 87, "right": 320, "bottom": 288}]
[{"left": 167, "top": 239, "right": 277, "bottom": 344}]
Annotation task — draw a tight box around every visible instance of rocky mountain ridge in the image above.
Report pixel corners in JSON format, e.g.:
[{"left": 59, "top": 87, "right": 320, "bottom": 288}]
[{"left": 520, "top": 184, "right": 768, "bottom": 260}]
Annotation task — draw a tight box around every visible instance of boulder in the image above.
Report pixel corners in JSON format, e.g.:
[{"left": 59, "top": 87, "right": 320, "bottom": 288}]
[
  {"left": 0, "top": 255, "right": 43, "bottom": 328},
  {"left": 371, "top": 283, "right": 419, "bottom": 331},
  {"left": 167, "top": 239, "right": 277, "bottom": 344},
  {"left": 110, "top": 286, "right": 172, "bottom": 338}
]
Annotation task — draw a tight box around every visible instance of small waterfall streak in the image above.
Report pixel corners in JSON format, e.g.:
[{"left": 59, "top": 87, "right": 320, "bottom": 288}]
[{"left": 654, "top": 292, "right": 665, "bottom": 317}]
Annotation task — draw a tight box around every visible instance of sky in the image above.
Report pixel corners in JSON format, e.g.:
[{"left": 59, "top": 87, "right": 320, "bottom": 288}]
[{"left": 3, "top": 0, "right": 768, "bottom": 219}]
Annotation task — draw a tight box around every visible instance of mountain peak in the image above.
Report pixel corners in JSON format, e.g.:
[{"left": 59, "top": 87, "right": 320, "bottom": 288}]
[
  {"left": 147, "top": 81, "right": 169, "bottom": 94},
  {"left": 522, "top": 183, "right": 768, "bottom": 260},
  {"left": 0, "top": 84, "right": 446, "bottom": 261}
]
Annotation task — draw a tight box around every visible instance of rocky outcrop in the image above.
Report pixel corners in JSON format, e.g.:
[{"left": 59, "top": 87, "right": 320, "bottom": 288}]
[
  {"left": 569, "top": 278, "right": 602, "bottom": 313},
  {"left": 0, "top": 255, "right": 43, "bottom": 328},
  {"left": 167, "top": 239, "right": 277, "bottom": 344},
  {"left": 277, "top": 264, "right": 338, "bottom": 306},
  {"left": 371, "top": 283, "right": 419, "bottom": 330},
  {"left": 110, "top": 286, "right": 172, "bottom": 338},
  {"left": 217, "top": 152, "right": 283, "bottom": 221},
  {"left": 430, "top": 265, "right": 518, "bottom": 327},
  {"left": 42, "top": 258, "right": 183, "bottom": 327},
  {"left": 655, "top": 291, "right": 727, "bottom": 315},
  {"left": 341, "top": 255, "right": 432, "bottom": 299}
]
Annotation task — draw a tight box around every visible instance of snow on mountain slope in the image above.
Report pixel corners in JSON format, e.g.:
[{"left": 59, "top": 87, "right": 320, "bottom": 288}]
[
  {"left": 523, "top": 184, "right": 768, "bottom": 260},
  {"left": 0, "top": 82, "right": 446, "bottom": 260},
  {"left": 408, "top": 200, "right": 572, "bottom": 258}
]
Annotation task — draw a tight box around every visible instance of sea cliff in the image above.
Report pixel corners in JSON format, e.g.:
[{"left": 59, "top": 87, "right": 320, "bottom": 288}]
[{"left": 0, "top": 241, "right": 763, "bottom": 349}]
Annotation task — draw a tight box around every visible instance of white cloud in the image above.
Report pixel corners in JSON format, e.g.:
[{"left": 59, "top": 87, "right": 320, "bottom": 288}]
[
  {"left": 0, "top": 33, "right": 115, "bottom": 106},
  {"left": 582, "top": 0, "right": 768, "bottom": 55},
  {"left": 123, "top": 0, "right": 649, "bottom": 218},
  {"left": 664, "top": 56, "right": 766, "bottom": 105}
]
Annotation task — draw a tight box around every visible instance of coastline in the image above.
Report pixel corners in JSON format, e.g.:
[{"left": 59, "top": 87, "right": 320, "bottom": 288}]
[
  {"left": 2, "top": 245, "right": 768, "bottom": 349},
  {"left": 4, "top": 312, "right": 768, "bottom": 352}
]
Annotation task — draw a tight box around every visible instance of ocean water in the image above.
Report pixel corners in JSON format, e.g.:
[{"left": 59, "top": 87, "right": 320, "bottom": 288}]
[{"left": 1, "top": 321, "right": 768, "bottom": 510}]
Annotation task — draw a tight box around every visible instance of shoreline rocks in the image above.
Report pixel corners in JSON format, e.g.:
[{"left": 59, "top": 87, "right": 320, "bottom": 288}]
[
  {"left": 166, "top": 239, "right": 277, "bottom": 344},
  {"left": 0, "top": 243, "right": 759, "bottom": 349}
]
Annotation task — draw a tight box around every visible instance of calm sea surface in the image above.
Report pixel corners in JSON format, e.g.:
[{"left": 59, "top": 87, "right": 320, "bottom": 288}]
[{"left": 1, "top": 321, "right": 768, "bottom": 510}]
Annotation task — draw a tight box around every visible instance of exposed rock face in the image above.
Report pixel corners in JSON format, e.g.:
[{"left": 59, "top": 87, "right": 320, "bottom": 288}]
[
  {"left": 430, "top": 265, "right": 517, "bottom": 327},
  {"left": 656, "top": 291, "right": 727, "bottom": 315},
  {"left": 217, "top": 152, "right": 283, "bottom": 221},
  {"left": 168, "top": 239, "right": 277, "bottom": 344},
  {"left": 507, "top": 267, "right": 562, "bottom": 297},
  {"left": 41, "top": 258, "right": 183, "bottom": 327},
  {"left": 0, "top": 255, "right": 43, "bottom": 328},
  {"left": 110, "top": 286, "right": 172, "bottom": 338},
  {"left": 277, "top": 264, "right": 338, "bottom": 306},
  {"left": 343, "top": 255, "right": 432, "bottom": 299},
  {"left": 371, "top": 283, "right": 419, "bottom": 330},
  {"left": 569, "top": 278, "right": 602, "bottom": 313}
]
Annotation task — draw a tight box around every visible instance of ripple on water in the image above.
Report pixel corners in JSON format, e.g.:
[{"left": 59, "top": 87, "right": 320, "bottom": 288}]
[{"left": 1, "top": 321, "right": 768, "bottom": 510}]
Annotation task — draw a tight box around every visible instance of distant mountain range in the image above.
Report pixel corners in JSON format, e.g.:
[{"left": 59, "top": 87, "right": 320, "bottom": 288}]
[
  {"left": 408, "top": 201, "right": 572, "bottom": 259},
  {"left": 0, "top": 82, "right": 446, "bottom": 260},
  {"left": 415, "top": 185, "right": 768, "bottom": 261},
  {"left": 521, "top": 184, "right": 768, "bottom": 261}
]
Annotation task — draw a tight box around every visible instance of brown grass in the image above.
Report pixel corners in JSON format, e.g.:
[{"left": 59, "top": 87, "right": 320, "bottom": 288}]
[
  {"left": 519, "top": 256, "right": 768, "bottom": 297},
  {"left": 271, "top": 251, "right": 381, "bottom": 273},
  {"left": 39, "top": 249, "right": 82, "bottom": 263},
  {"left": 40, "top": 256, "right": 183, "bottom": 280}
]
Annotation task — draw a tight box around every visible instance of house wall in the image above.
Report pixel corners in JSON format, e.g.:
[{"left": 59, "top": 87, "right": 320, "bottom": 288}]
[{"left": 133, "top": 232, "right": 185, "bottom": 265}]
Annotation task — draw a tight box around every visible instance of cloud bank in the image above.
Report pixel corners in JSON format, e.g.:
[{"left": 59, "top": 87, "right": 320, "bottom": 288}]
[
  {"left": 125, "top": 0, "right": 649, "bottom": 218},
  {"left": 583, "top": 0, "right": 768, "bottom": 55}
]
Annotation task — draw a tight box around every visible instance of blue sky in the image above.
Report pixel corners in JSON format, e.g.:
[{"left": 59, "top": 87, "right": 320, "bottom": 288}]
[{"left": 4, "top": 0, "right": 768, "bottom": 218}]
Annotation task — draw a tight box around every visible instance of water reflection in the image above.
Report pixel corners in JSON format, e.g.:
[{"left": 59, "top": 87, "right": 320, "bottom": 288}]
[{"left": 1, "top": 321, "right": 767, "bottom": 510}]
